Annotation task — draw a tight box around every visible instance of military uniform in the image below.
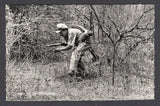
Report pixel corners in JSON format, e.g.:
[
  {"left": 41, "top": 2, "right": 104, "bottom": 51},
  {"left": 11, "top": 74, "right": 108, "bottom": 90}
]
[
  {"left": 67, "top": 28, "right": 91, "bottom": 76},
  {"left": 55, "top": 23, "right": 99, "bottom": 77}
]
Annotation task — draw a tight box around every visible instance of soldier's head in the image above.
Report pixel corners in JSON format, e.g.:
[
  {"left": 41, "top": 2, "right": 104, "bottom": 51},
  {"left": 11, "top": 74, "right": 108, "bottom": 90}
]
[{"left": 55, "top": 23, "right": 68, "bottom": 37}]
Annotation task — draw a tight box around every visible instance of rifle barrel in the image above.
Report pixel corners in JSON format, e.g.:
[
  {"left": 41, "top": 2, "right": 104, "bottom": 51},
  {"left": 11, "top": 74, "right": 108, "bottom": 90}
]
[{"left": 46, "top": 43, "right": 61, "bottom": 47}]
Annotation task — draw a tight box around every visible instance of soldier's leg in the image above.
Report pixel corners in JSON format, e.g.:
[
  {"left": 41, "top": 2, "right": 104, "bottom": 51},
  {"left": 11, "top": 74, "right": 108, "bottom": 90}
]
[
  {"left": 74, "top": 43, "right": 91, "bottom": 78},
  {"left": 68, "top": 50, "right": 79, "bottom": 77},
  {"left": 77, "top": 56, "right": 84, "bottom": 76},
  {"left": 77, "top": 54, "right": 90, "bottom": 78}
]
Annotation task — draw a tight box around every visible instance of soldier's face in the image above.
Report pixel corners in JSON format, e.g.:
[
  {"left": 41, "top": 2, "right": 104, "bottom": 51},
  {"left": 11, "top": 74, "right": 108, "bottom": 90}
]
[{"left": 60, "top": 29, "right": 68, "bottom": 37}]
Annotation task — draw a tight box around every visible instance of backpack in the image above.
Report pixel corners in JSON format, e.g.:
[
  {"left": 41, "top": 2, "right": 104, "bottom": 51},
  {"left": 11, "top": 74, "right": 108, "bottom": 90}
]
[{"left": 70, "top": 24, "right": 93, "bottom": 43}]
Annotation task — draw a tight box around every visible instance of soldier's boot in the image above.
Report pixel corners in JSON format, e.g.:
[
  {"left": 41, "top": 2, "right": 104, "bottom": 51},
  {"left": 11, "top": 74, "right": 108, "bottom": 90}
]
[
  {"left": 68, "top": 69, "right": 80, "bottom": 78},
  {"left": 67, "top": 70, "right": 75, "bottom": 77},
  {"left": 77, "top": 61, "right": 89, "bottom": 79},
  {"left": 67, "top": 70, "right": 80, "bottom": 82}
]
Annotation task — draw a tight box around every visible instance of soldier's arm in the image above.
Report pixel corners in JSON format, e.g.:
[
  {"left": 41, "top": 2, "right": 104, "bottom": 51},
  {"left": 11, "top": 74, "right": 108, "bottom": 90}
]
[
  {"left": 55, "top": 45, "right": 72, "bottom": 52},
  {"left": 55, "top": 31, "right": 77, "bottom": 52},
  {"left": 70, "top": 24, "right": 93, "bottom": 36}
]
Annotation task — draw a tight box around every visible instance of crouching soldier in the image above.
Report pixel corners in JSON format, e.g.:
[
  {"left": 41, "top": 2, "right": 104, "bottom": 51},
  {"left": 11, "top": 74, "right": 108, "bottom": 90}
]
[{"left": 47, "top": 23, "right": 99, "bottom": 78}]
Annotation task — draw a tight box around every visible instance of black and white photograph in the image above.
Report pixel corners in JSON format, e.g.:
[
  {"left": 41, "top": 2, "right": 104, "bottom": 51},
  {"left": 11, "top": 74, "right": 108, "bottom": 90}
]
[{"left": 5, "top": 4, "right": 155, "bottom": 101}]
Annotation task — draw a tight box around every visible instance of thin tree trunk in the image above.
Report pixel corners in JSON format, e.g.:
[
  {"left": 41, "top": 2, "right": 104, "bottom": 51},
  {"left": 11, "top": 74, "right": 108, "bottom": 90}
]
[
  {"left": 98, "top": 25, "right": 100, "bottom": 42},
  {"left": 90, "top": 11, "right": 94, "bottom": 41},
  {"left": 112, "top": 45, "right": 116, "bottom": 86}
]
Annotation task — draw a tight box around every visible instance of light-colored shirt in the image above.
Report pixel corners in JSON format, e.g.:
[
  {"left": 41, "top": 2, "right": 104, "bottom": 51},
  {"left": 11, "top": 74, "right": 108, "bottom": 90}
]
[
  {"left": 67, "top": 28, "right": 82, "bottom": 47},
  {"left": 67, "top": 28, "right": 91, "bottom": 51}
]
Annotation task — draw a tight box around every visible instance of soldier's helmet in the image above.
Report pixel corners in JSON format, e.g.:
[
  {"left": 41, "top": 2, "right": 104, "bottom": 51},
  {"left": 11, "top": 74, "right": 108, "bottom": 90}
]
[{"left": 55, "top": 23, "right": 68, "bottom": 33}]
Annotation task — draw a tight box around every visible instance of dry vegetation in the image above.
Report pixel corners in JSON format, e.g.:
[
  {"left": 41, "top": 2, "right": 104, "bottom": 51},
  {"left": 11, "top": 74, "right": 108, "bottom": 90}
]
[{"left": 6, "top": 4, "right": 154, "bottom": 101}]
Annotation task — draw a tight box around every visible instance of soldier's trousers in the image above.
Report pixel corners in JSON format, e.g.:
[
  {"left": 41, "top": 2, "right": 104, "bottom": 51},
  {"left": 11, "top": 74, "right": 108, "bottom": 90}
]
[
  {"left": 68, "top": 43, "right": 99, "bottom": 76},
  {"left": 68, "top": 43, "right": 89, "bottom": 76}
]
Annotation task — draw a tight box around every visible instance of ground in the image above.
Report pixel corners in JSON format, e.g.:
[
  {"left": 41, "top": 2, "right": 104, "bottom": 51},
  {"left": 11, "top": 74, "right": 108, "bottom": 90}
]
[{"left": 6, "top": 61, "right": 154, "bottom": 101}]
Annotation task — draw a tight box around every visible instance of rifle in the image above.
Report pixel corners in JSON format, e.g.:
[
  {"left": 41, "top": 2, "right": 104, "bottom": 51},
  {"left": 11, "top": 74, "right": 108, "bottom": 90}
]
[{"left": 45, "top": 43, "right": 67, "bottom": 47}]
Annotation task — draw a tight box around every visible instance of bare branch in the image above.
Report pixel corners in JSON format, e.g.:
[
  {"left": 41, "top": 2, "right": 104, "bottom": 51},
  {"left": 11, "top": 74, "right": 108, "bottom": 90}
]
[
  {"left": 108, "top": 15, "right": 120, "bottom": 35},
  {"left": 136, "top": 26, "right": 155, "bottom": 30},
  {"left": 90, "top": 5, "right": 114, "bottom": 44},
  {"left": 121, "top": 7, "right": 154, "bottom": 36},
  {"left": 122, "top": 35, "right": 145, "bottom": 39},
  {"left": 115, "top": 7, "right": 154, "bottom": 46},
  {"left": 120, "top": 37, "right": 152, "bottom": 63},
  {"left": 136, "top": 7, "right": 154, "bottom": 25},
  {"left": 115, "top": 34, "right": 144, "bottom": 50},
  {"left": 74, "top": 8, "right": 90, "bottom": 21}
]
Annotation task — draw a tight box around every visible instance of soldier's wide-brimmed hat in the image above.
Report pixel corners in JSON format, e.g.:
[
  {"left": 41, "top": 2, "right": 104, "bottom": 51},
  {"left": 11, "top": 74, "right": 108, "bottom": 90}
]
[{"left": 55, "top": 23, "right": 68, "bottom": 33}]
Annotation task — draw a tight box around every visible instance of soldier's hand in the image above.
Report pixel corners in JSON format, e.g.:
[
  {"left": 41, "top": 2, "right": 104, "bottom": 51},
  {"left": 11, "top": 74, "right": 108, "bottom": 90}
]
[{"left": 45, "top": 45, "right": 50, "bottom": 47}]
